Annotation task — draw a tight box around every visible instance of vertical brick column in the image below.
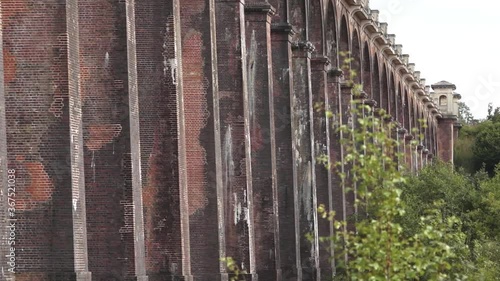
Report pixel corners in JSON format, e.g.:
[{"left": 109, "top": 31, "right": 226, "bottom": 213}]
[
  {"left": 311, "top": 55, "right": 333, "bottom": 279},
  {"left": 437, "top": 117, "right": 456, "bottom": 163},
  {"left": 271, "top": 23, "right": 300, "bottom": 280},
  {"left": 125, "top": 1, "right": 148, "bottom": 280},
  {"left": 453, "top": 123, "right": 461, "bottom": 160},
  {"left": 179, "top": 0, "right": 226, "bottom": 279},
  {"left": 67, "top": 0, "right": 92, "bottom": 279},
  {"left": 0, "top": 0, "right": 8, "bottom": 271},
  {"left": 291, "top": 41, "right": 320, "bottom": 280},
  {"left": 397, "top": 128, "right": 407, "bottom": 169},
  {"left": 244, "top": 3, "right": 280, "bottom": 280},
  {"left": 1, "top": 0, "right": 90, "bottom": 279},
  {"left": 134, "top": 0, "right": 192, "bottom": 279},
  {"left": 339, "top": 84, "right": 355, "bottom": 224},
  {"left": 422, "top": 148, "right": 429, "bottom": 167},
  {"left": 405, "top": 135, "right": 415, "bottom": 172},
  {"left": 214, "top": 0, "right": 256, "bottom": 279},
  {"left": 351, "top": 92, "right": 370, "bottom": 218},
  {"left": 415, "top": 143, "right": 423, "bottom": 171},
  {"left": 327, "top": 69, "right": 344, "bottom": 271},
  {"left": 78, "top": 0, "right": 145, "bottom": 279}
]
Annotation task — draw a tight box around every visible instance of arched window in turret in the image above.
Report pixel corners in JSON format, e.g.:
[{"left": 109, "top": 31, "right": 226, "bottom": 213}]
[{"left": 439, "top": 95, "right": 447, "bottom": 106}]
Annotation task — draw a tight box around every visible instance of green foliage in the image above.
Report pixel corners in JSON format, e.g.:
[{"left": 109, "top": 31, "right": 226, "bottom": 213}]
[
  {"left": 317, "top": 101, "right": 467, "bottom": 280},
  {"left": 220, "top": 257, "right": 247, "bottom": 281},
  {"left": 455, "top": 104, "right": 500, "bottom": 175},
  {"left": 458, "top": 101, "right": 474, "bottom": 125},
  {"left": 400, "top": 162, "right": 500, "bottom": 279},
  {"left": 454, "top": 128, "right": 476, "bottom": 174},
  {"left": 487, "top": 102, "right": 500, "bottom": 123},
  {"left": 314, "top": 52, "right": 469, "bottom": 280},
  {"left": 222, "top": 53, "right": 500, "bottom": 281},
  {"left": 473, "top": 121, "right": 500, "bottom": 175}
]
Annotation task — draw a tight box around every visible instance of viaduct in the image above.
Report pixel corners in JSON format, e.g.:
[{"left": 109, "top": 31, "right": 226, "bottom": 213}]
[{"left": 0, "top": 0, "right": 459, "bottom": 280}]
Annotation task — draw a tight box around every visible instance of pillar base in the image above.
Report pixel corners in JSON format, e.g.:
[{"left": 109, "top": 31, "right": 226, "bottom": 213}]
[
  {"left": 253, "top": 269, "right": 284, "bottom": 281},
  {"left": 147, "top": 273, "right": 194, "bottom": 281},
  {"left": 6, "top": 271, "right": 92, "bottom": 281},
  {"left": 76, "top": 271, "right": 92, "bottom": 281},
  {"left": 300, "top": 266, "right": 320, "bottom": 280}
]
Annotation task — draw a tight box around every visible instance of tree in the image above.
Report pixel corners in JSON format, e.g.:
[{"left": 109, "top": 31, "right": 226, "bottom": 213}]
[
  {"left": 455, "top": 103, "right": 500, "bottom": 175},
  {"left": 487, "top": 102, "right": 500, "bottom": 123},
  {"left": 458, "top": 101, "right": 474, "bottom": 124},
  {"left": 473, "top": 121, "right": 500, "bottom": 175}
]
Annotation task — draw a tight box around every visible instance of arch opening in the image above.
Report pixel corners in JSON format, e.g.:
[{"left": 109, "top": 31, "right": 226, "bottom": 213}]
[
  {"left": 372, "top": 56, "right": 380, "bottom": 104},
  {"left": 362, "top": 43, "right": 371, "bottom": 95},
  {"left": 351, "top": 30, "right": 361, "bottom": 84},
  {"left": 339, "top": 15, "right": 350, "bottom": 73},
  {"left": 326, "top": 2, "right": 337, "bottom": 66},
  {"left": 309, "top": 0, "right": 324, "bottom": 55},
  {"left": 381, "top": 65, "right": 389, "bottom": 111}
]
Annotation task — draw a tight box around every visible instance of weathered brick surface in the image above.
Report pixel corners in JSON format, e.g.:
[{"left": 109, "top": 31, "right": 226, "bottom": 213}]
[
  {"left": 79, "top": 0, "right": 137, "bottom": 279},
  {"left": 271, "top": 23, "right": 299, "bottom": 280},
  {"left": 0, "top": 0, "right": 457, "bottom": 280},
  {"left": 180, "top": 0, "right": 221, "bottom": 279},
  {"left": 245, "top": 4, "right": 279, "bottom": 280},
  {"left": 308, "top": 3, "right": 330, "bottom": 279},
  {"left": 438, "top": 117, "right": 455, "bottom": 163},
  {"left": 310, "top": 55, "right": 332, "bottom": 279},
  {"left": 0, "top": 0, "right": 8, "bottom": 272},
  {"left": 1, "top": 0, "right": 79, "bottom": 279},
  {"left": 134, "top": 0, "right": 188, "bottom": 279}
]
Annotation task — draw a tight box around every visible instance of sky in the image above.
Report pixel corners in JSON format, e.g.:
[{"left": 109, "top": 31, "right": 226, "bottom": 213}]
[{"left": 370, "top": 0, "right": 500, "bottom": 119}]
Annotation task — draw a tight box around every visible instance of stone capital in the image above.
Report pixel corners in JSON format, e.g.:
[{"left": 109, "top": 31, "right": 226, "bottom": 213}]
[
  {"left": 271, "top": 23, "right": 295, "bottom": 34},
  {"left": 340, "top": 82, "right": 354, "bottom": 96},
  {"left": 405, "top": 134, "right": 414, "bottom": 142},
  {"left": 310, "top": 55, "right": 330, "bottom": 72},
  {"left": 291, "top": 40, "right": 315, "bottom": 52},
  {"left": 363, "top": 99, "right": 377, "bottom": 108},
  {"left": 397, "top": 128, "right": 408, "bottom": 135},
  {"left": 383, "top": 115, "right": 394, "bottom": 123},
  {"left": 245, "top": 2, "right": 276, "bottom": 16},
  {"left": 353, "top": 91, "right": 368, "bottom": 100}
]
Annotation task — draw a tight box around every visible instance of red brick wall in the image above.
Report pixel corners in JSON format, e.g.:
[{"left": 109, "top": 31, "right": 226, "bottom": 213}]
[
  {"left": 79, "top": 0, "right": 136, "bottom": 279},
  {"left": 0, "top": 1, "right": 455, "bottom": 280},
  {"left": 0, "top": 0, "right": 83, "bottom": 279},
  {"left": 438, "top": 118, "right": 455, "bottom": 163},
  {"left": 134, "top": 1, "right": 186, "bottom": 278}
]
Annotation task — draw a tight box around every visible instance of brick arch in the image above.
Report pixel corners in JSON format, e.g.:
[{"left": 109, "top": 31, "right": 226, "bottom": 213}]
[
  {"left": 404, "top": 88, "right": 411, "bottom": 130},
  {"left": 362, "top": 42, "right": 371, "bottom": 95},
  {"left": 389, "top": 72, "right": 396, "bottom": 117},
  {"left": 412, "top": 94, "right": 419, "bottom": 131},
  {"left": 420, "top": 109, "right": 426, "bottom": 141},
  {"left": 288, "top": 0, "right": 307, "bottom": 39},
  {"left": 426, "top": 115, "right": 433, "bottom": 150},
  {"left": 325, "top": 0, "right": 338, "bottom": 66},
  {"left": 309, "top": 0, "right": 324, "bottom": 55},
  {"left": 380, "top": 64, "right": 389, "bottom": 111},
  {"left": 397, "top": 83, "right": 404, "bottom": 125},
  {"left": 431, "top": 120, "right": 438, "bottom": 154},
  {"left": 339, "top": 15, "right": 350, "bottom": 71},
  {"left": 416, "top": 104, "right": 423, "bottom": 140},
  {"left": 268, "top": 0, "right": 286, "bottom": 23},
  {"left": 372, "top": 55, "right": 381, "bottom": 103},
  {"left": 351, "top": 29, "right": 361, "bottom": 84}
]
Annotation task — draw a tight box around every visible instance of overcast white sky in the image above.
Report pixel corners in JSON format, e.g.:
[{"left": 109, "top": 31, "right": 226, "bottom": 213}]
[{"left": 370, "top": 0, "right": 500, "bottom": 119}]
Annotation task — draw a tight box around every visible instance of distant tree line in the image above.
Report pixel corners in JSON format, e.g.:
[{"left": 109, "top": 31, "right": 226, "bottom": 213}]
[{"left": 455, "top": 102, "right": 500, "bottom": 175}]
